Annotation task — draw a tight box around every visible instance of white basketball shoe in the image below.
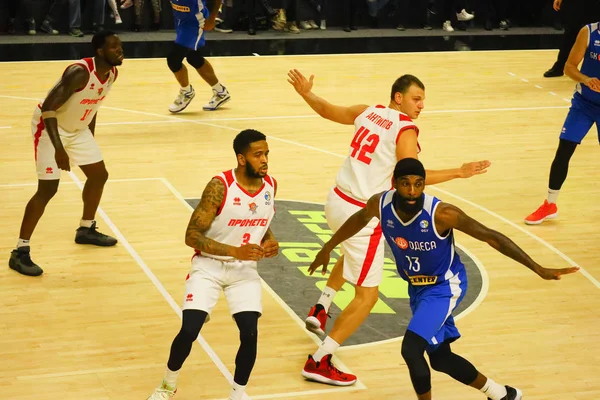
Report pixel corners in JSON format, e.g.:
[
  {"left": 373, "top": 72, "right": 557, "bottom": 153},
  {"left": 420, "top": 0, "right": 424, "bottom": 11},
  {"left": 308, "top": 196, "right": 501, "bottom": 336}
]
[
  {"left": 169, "top": 86, "right": 195, "bottom": 113},
  {"left": 147, "top": 381, "right": 176, "bottom": 400},
  {"left": 203, "top": 87, "right": 231, "bottom": 111}
]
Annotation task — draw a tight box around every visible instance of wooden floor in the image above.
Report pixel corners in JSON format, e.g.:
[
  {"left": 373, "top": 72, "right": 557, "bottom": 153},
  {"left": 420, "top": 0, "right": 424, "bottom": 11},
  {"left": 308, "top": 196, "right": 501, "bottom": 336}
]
[{"left": 1, "top": 51, "right": 599, "bottom": 400}]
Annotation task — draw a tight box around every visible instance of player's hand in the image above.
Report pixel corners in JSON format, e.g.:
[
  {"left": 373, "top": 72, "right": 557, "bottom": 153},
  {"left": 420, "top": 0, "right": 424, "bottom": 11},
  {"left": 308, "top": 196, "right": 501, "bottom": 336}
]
[
  {"left": 308, "top": 247, "right": 331, "bottom": 276},
  {"left": 553, "top": 0, "right": 562, "bottom": 11},
  {"left": 204, "top": 17, "right": 216, "bottom": 31},
  {"left": 536, "top": 266, "right": 579, "bottom": 280},
  {"left": 262, "top": 239, "right": 279, "bottom": 258},
  {"left": 235, "top": 243, "right": 264, "bottom": 261},
  {"left": 459, "top": 160, "right": 491, "bottom": 178},
  {"left": 583, "top": 77, "right": 600, "bottom": 92},
  {"left": 287, "top": 69, "right": 314, "bottom": 97},
  {"left": 55, "top": 148, "right": 70, "bottom": 171}
]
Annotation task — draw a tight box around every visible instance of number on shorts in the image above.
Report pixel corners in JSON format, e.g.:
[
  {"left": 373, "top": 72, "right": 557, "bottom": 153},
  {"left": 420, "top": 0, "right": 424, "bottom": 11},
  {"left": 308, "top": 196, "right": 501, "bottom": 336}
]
[
  {"left": 406, "top": 256, "right": 421, "bottom": 272},
  {"left": 80, "top": 108, "right": 92, "bottom": 121},
  {"left": 350, "top": 126, "right": 380, "bottom": 165},
  {"left": 241, "top": 233, "right": 251, "bottom": 245}
]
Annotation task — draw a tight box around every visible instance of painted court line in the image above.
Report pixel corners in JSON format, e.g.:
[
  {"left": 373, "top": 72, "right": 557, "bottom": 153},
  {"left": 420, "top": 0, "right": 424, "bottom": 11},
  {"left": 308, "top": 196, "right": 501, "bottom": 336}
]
[
  {"left": 0, "top": 177, "right": 163, "bottom": 188},
  {"left": 63, "top": 172, "right": 252, "bottom": 400},
  {"left": 0, "top": 125, "right": 11, "bottom": 129},
  {"left": 159, "top": 178, "right": 368, "bottom": 395}
]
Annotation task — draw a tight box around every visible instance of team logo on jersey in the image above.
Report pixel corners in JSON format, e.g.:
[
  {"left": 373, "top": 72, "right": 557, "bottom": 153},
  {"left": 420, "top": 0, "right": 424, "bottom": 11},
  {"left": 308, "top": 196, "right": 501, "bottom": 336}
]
[
  {"left": 248, "top": 202, "right": 258, "bottom": 214},
  {"left": 233, "top": 197, "right": 241, "bottom": 206},
  {"left": 90, "top": 83, "right": 95, "bottom": 90},
  {"left": 419, "top": 220, "right": 429, "bottom": 232},
  {"left": 45, "top": 167, "right": 53, "bottom": 174},
  {"left": 185, "top": 293, "right": 193, "bottom": 302},
  {"left": 264, "top": 191, "right": 271, "bottom": 205},
  {"left": 395, "top": 237, "right": 409, "bottom": 249},
  {"left": 182, "top": 198, "right": 485, "bottom": 346},
  {"left": 386, "top": 219, "right": 395, "bottom": 228},
  {"left": 594, "top": 39, "right": 600, "bottom": 47}
]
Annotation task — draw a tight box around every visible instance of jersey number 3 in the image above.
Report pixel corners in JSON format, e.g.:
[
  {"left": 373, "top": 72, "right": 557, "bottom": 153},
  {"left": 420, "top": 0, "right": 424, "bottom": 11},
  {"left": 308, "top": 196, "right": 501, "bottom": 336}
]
[{"left": 350, "top": 126, "right": 380, "bottom": 165}]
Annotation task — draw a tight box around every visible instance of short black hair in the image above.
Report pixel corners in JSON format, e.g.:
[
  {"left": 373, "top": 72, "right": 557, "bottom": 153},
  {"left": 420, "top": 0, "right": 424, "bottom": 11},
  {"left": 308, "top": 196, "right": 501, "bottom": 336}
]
[
  {"left": 393, "top": 158, "right": 426, "bottom": 180},
  {"left": 92, "top": 30, "right": 117, "bottom": 52},
  {"left": 390, "top": 75, "right": 425, "bottom": 100},
  {"left": 233, "top": 129, "right": 267, "bottom": 155}
]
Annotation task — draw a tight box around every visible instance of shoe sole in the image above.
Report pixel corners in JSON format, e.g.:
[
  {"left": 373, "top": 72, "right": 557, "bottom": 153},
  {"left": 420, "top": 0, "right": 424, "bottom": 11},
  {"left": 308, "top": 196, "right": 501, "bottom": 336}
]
[
  {"left": 169, "top": 91, "right": 196, "bottom": 113},
  {"left": 524, "top": 212, "right": 558, "bottom": 225},
  {"left": 203, "top": 95, "right": 231, "bottom": 111},
  {"left": 514, "top": 387, "right": 523, "bottom": 400},
  {"left": 75, "top": 238, "right": 118, "bottom": 247},
  {"left": 301, "top": 370, "right": 356, "bottom": 386},
  {"left": 305, "top": 316, "right": 326, "bottom": 340}
]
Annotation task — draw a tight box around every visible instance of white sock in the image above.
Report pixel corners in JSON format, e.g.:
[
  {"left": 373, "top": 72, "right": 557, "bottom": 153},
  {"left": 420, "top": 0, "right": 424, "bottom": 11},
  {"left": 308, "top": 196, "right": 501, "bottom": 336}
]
[
  {"left": 80, "top": 219, "right": 94, "bottom": 228},
  {"left": 181, "top": 84, "right": 191, "bottom": 92},
  {"left": 547, "top": 188, "right": 560, "bottom": 204},
  {"left": 228, "top": 381, "right": 246, "bottom": 400},
  {"left": 480, "top": 378, "right": 507, "bottom": 400},
  {"left": 163, "top": 366, "right": 179, "bottom": 389},
  {"left": 212, "top": 82, "right": 225, "bottom": 93},
  {"left": 16, "top": 238, "right": 30, "bottom": 248},
  {"left": 312, "top": 336, "right": 340, "bottom": 362},
  {"left": 317, "top": 286, "right": 337, "bottom": 312}
]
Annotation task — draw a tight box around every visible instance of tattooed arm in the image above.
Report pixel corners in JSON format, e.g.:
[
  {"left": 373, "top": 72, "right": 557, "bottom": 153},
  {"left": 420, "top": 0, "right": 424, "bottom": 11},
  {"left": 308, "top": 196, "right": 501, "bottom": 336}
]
[{"left": 185, "top": 178, "right": 264, "bottom": 261}]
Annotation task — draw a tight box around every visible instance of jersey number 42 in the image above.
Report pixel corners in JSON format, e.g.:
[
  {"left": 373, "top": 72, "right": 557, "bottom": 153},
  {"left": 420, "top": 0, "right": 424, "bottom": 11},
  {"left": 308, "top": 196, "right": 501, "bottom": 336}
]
[{"left": 350, "top": 126, "right": 380, "bottom": 165}]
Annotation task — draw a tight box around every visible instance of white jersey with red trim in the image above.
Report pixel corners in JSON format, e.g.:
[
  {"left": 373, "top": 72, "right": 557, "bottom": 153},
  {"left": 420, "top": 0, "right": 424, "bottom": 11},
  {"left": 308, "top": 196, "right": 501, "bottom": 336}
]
[
  {"left": 40, "top": 57, "right": 117, "bottom": 134},
  {"left": 200, "top": 169, "right": 276, "bottom": 262},
  {"left": 335, "top": 105, "right": 420, "bottom": 202}
]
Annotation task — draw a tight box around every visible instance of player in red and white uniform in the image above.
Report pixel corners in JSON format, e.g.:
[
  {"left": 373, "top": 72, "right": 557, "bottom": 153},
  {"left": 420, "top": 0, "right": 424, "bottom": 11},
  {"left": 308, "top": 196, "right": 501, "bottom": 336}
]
[
  {"left": 287, "top": 69, "right": 491, "bottom": 385},
  {"left": 147, "top": 129, "right": 279, "bottom": 400},
  {"left": 9, "top": 31, "right": 124, "bottom": 277}
]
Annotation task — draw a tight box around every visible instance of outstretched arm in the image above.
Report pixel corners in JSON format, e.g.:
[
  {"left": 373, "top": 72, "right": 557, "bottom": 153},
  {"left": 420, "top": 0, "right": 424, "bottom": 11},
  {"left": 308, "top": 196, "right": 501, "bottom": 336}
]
[
  {"left": 395, "top": 130, "right": 491, "bottom": 185},
  {"left": 308, "top": 192, "right": 384, "bottom": 275},
  {"left": 565, "top": 26, "right": 600, "bottom": 92},
  {"left": 186, "top": 178, "right": 264, "bottom": 261},
  {"left": 434, "top": 203, "right": 579, "bottom": 280},
  {"left": 287, "top": 69, "right": 369, "bottom": 125}
]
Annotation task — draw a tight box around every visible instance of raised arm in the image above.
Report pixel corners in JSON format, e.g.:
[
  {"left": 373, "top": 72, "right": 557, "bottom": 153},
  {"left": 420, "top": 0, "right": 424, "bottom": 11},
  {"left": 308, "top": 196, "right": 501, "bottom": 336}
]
[
  {"left": 287, "top": 69, "right": 369, "bottom": 125},
  {"left": 565, "top": 26, "right": 600, "bottom": 92},
  {"left": 308, "top": 192, "right": 383, "bottom": 275},
  {"left": 186, "top": 178, "right": 264, "bottom": 261},
  {"left": 434, "top": 203, "right": 579, "bottom": 280},
  {"left": 395, "top": 130, "right": 491, "bottom": 185},
  {"left": 41, "top": 64, "right": 89, "bottom": 171}
]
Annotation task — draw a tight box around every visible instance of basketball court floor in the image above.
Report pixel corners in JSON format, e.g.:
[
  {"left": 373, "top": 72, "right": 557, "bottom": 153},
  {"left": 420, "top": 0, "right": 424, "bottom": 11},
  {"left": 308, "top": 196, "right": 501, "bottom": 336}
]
[{"left": 1, "top": 50, "right": 599, "bottom": 400}]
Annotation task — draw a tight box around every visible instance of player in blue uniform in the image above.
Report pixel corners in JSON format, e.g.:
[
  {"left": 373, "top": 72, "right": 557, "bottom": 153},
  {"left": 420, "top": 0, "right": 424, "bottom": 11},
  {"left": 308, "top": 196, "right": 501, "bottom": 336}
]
[
  {"left": 308, "top": 158, "right": 579, "bottom": 400},
  {"left": 525, "top": 22, "right": 600, "bottom": 224},
  {"left": 167, "top": 0, "right": 231, "bottom": 113}
]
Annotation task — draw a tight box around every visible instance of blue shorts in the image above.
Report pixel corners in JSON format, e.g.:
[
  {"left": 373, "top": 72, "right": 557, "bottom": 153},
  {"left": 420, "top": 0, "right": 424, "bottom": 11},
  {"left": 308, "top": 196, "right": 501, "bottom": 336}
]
[
  {"left": 406, "top": 267, "right": 468, "bottom": 354},
  {"left": 560, "top": 93, "right": 600, "bottom": 144},
  {"left": 175, "top": 20, "right": 206, "bottom": 50}
]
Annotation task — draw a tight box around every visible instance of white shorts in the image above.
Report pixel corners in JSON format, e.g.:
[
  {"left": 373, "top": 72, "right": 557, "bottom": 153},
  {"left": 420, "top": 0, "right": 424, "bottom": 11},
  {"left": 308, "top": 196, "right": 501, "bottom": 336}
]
[
  {"left": 182, "top": 255, "right": 262, "bottom": 316},
  {"left": 325, "top": 187, "right": 384, "bottom": 288},
  {"left": 31, "top": 108, "right": 103, "bottom": 180}
]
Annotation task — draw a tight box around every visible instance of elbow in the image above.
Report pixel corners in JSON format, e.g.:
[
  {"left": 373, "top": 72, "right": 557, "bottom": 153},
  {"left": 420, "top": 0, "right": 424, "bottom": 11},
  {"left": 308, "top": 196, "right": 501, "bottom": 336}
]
[{"left": 184, "top": 231, "right": 195, "bottom": 249}]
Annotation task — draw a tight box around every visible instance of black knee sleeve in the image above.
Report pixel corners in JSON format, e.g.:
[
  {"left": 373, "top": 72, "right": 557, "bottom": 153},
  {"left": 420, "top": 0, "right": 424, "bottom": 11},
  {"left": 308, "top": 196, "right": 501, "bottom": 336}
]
[
  {"left": 186, "top": 50, "right": 206, "bottom": 69},
  {"left": 549, "top": 138, "right": 578, "bottom": 190},
  {"left": 428, "top": 343, "right": 478, "bottom": 385},
  {"left": 401, "top": 330, "right": 431, "bottom": 395},
  {"left": 233, "top": 312, "right": 259, "bottom": 385},
  {"left": 167, "top": 44, "right": 188, "bottom": 73},
  {"left": 167, "top": 309, "right": 207, "bottom": 371}
]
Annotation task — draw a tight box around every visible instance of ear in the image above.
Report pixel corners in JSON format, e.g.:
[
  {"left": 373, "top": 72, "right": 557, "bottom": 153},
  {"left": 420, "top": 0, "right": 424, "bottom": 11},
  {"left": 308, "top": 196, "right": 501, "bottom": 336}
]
[
  {"left": 394, "top": 91, "right": 403, "bottom": 104},
  {"left": 236, "top": 153, "right": 246, "bottom": 166}
]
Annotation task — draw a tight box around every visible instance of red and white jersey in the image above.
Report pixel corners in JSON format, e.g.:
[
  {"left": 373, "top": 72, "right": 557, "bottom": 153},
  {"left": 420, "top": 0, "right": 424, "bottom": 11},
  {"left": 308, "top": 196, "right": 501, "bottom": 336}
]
[
  {"left": 335, "top": 105, "right": 420, "bottom": 202},
  {"left": 39, "top": 57, "right": 117, "bottom": 134},
  {"left": 199, "top": 169, "right": 276, "bottom": 262}
]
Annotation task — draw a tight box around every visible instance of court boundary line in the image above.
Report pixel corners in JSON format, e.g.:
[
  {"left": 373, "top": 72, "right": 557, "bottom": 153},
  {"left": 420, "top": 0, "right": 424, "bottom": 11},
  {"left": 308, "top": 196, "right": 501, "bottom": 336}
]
[
  {"left": 0, "top": 49, "right": 560, "bottom": 65},
  {"left": 62, "top": 172, "right": 253, "bottom": 400}
]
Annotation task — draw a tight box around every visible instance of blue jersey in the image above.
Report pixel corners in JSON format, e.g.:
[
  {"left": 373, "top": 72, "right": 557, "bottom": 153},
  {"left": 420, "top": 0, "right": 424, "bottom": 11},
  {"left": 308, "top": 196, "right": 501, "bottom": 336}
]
[
  {"left": 379, "top": 191, "right": 465, "bottom": 290},
  {"left": 171, "top": 0, "right": 209, "bottom": 50},
  {"left": 576, "top": 22, "right": 600, "bottom": 106}
]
